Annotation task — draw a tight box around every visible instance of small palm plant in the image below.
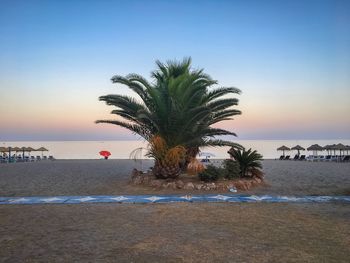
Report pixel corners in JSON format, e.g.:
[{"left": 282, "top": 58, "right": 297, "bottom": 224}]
[{"left": 228, "top": 148, "right": 263, "bottom": 177}]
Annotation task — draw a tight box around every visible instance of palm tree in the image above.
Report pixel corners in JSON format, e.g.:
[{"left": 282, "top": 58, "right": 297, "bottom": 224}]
[
  {"left": 97, "top": 58, "right": 242, "bottom": 178},
  {"left": 228, "top": 148, "right": 263, "bottom": 177}
]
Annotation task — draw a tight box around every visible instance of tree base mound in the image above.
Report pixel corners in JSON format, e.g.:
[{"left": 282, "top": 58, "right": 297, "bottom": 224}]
[{"left": 130, "top": 169, "right": 264, "bottom": 191}]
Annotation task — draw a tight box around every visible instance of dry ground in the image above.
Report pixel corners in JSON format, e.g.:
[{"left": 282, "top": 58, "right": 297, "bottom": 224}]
[{"left": 1, "top": 203, "right": 349, "bottom": 263}]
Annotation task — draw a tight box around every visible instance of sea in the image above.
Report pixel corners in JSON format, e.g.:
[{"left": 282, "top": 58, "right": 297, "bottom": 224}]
[{"left": 2, "top": 140, "right": 350, "bottom": 160}]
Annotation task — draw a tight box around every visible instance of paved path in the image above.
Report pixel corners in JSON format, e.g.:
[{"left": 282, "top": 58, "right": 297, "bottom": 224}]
[{"left": 1, "top": 195, "right": 350, "bottom": 205}]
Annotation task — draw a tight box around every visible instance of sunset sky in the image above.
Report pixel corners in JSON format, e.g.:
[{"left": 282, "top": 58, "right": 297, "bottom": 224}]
[{"left": 1, "top": 0, "right": 349, "bottom": 141}]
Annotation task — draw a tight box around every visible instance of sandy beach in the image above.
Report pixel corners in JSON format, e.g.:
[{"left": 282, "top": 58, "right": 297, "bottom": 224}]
[
  {"left": 1, "top": 160, "right": 350, "bottom": 262},
  {"left": 0, "top": 159, "right": 349, "bottom": 196}
]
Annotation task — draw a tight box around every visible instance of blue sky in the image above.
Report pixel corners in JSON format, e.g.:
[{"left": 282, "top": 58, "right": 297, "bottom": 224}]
[{"left": 0, "top": 0, "right": 349, "bottom": 141}]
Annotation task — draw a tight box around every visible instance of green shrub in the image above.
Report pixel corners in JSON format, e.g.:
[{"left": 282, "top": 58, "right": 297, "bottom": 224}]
[
  {"left": 228, "top": 148, "right": 263, "bottom": 177},
  {"left": 222, "top": 159, "right": 240, "bottom": 179},
  {"left": 198, "top": 165, "right": 224, "bottom": 182}
]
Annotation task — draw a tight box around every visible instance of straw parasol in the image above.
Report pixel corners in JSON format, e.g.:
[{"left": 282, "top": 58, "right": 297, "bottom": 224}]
[
  {"left": 345, "top": 145, "right": 350, "bottom": 155},
  {"left": 0, "top": 147, "right": 8, "bottom": 157},
  {"left": 20, "top": 147, "right": 36, "bottom": 159},
  {"left": 291, "top": 145, "right": 305, "bottom": 156},
  {"left": 277, "top": 145, "right": 290, "bottom": 157},
  {"left": 334, "top": 143, "right": 347, "bottom": 156},
  {"left": 12, "top": 147, "right": 21, "bottom": 152},
  {"left": 323, "top": 144, "right": 335, "bottom": 155},
  {"left": 36, "top": 147, "right": 49, "bottom": 158},
  {"left": 307, "top": 144, "right": 324, "bottom": 156},
  {"left": 0, "top": 147, "right": 7, "bottom": 152}
]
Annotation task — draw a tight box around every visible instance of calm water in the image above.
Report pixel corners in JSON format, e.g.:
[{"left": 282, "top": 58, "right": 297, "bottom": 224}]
[{"left": 2, "top": 140, "right": 350, "bottom": 159}]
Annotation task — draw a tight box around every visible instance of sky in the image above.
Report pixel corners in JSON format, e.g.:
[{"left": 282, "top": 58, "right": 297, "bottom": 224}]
[{"left": 0, "top": 0, "right": 349, "bottom": 141}]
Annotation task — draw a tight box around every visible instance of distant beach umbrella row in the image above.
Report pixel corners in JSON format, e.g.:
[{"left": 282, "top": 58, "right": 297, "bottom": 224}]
[
  {"left": 277, "top": 143, "right": 350, "bottom": 156},
  {"left": 0, "top": 147, "right": 48, "bottom": 158}
]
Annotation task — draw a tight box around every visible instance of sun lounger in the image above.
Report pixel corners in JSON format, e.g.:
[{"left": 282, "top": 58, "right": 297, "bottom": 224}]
[
  {"left": 324, "top": 155, "right": 331, "bottom": 161},
  {"left": 299, "top": 155, "right": 306, "bottom": 161},
  {"left": 48, "top": 155, "right": 55, "bottom": 160},
  {"left": 36, "top": 156, "right": 41, "bottom": 161},
  {"left": 331, "top": 156, "right": 339, "bottom": 162},
  {"left": 306, "top": 155, "right": 314, "bottom": 161},
  {"left": 293, "top": 154, "right": 299, "bottom": 160},
  {"left": 284, "top": 155, "right": 290, "bottom": 160},
  {"left": 279, "top": 155, "right": 284, "bottom": 160},
  {"left": 341, "top": 155, "right": 350, "bottom": 162}
]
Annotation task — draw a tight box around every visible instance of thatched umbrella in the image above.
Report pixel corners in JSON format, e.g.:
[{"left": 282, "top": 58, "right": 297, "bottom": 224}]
[
  {"left": 291, "top": 145, "right": 305, "bottom": 156},
  {"left": 12, "top": 147, "right": 21, "bottom": 152},
  {"left": 277, "top": 145, "right": 290, "bottom": 157},
  {"left": 20, "top": 147, "right": 36, "bottom": 159},
  {"left": 323, "top": 144, "right": 336, "bottom": 155},
  {"left": 334, "top": 143, "right": 347, "bottom": 156},
  {"left": 307, "top": 144, "right": 324, "bottom": 156},
  {"left": 345, "top": 145, "right": 350, "bottom": 155},
  {"left": 36, "top": 147, "right": 48, "bottom": 158},
  {"left": 10, "top": 147, "right": 21, "bottom": 158},
  {"left": 0, "top": 147, "right": 7, "bottom": 153},
  {"left": 0, "top": 147, "right": 8, "bottom": 158}
]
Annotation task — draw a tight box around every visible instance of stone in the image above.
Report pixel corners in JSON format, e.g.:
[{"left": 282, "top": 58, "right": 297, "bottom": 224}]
[
  {"left": 195, "top": 184, "right": 203, "bottom": 190},
  {"left": 208, "top": 183, "right": 217, "bottom": 190},
  {"left": 170, "top": 182, "right": 177, "bottom": 190},
  {"left": 183, "top": 182, "right": 195, "bottom": 190},
  {"left": 150, "top": 179, "right": 162, "bottom": 188},
  {"left": 253, "top": 177, "right": 262, "bottom": 184},
  {"left": 244, "top": 181, "right": 252, "bottom": 189},
  {"left": 132, "top": 176, "right": 143, "bottom": 185},
  {"left": 216, "top": 183, "right": 227, "bottom": 191},
  {"left": 234, "top": 180, "right": 245, "bottom": 190},
  {"left": 176, "top": 180, "right": 185, "bottom": 189}
]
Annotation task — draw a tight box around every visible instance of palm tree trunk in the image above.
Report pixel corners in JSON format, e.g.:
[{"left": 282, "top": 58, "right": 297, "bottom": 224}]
[{"left": 153, "top": 160, "right": 182, "bottom": 179}]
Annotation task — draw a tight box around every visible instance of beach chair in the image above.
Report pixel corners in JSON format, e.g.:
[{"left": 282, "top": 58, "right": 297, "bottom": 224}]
[
  {"left": 48, "top": 155, "right": 55, "bottom": 160},
  {"left": 330, "top": 156, "right": 338, "bottom": 162},
  {"left": 36, "top": 156, "right": 41, "bottom": 161},
  {"left": 293, "top": 154, "right": 299, "bottom": 160},
  {"left": 284, "top": 155, "right": 290, "bottom": 160},
  {"left": 324, "top": 155, "right": 331, "bottom": 161},
  {"left": 43, "top": 156, "right": 48, "bottom": 160},
  {"left": 279, "top": 155, "right": 284, "bottom": 160},
  {"left": 30, "top": 156, "right": 35, "bottom": 162},
  {"left": 341, "top": 155, "right": 350, "bottom": 162},
  {"left": 299, "top": 155, "right": 306, "bottom": 161}
]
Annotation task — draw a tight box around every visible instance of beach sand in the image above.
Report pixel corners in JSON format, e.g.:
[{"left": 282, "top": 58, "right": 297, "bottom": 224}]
[
  {"left": 0, "top": 160, "right": 350, "bottom": 262},
  {"left": 0, "top": 159, "right": 349, "bottom": 196}
]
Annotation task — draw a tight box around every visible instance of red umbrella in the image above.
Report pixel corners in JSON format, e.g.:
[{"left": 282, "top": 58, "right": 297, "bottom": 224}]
[{"left": 99, "top": 150, "right": 111, "bottom": 159}]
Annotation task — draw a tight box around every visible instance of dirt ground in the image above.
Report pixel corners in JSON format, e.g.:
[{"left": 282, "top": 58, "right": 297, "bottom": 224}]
[{"left": 1, "top": 203, "right": 349, "bottom": 263}]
